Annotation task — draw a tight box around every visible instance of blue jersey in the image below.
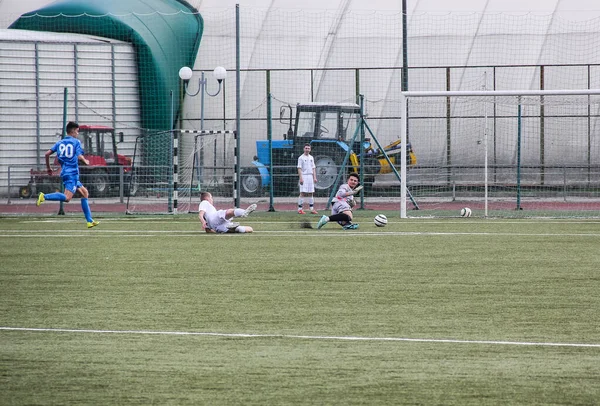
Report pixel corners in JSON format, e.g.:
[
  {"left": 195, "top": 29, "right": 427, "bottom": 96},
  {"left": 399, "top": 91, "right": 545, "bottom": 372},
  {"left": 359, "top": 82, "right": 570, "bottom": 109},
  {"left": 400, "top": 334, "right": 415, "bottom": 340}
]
[{"left": 51, "top": 136, "right": 84, "bottom": 177}]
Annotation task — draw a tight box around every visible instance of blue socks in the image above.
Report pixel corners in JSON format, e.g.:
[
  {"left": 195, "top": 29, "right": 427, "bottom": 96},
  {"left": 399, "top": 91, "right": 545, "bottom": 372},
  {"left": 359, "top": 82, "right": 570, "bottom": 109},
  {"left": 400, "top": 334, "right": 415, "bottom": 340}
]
[
  {"left": 44, "top": 193, "right": 93, "bottom": 222},
  {"left": 44, "top": 192, "right": 67, "bottom": 202},
  {"left": 81, "top": 198, "right": 93, "bottom": 222}
]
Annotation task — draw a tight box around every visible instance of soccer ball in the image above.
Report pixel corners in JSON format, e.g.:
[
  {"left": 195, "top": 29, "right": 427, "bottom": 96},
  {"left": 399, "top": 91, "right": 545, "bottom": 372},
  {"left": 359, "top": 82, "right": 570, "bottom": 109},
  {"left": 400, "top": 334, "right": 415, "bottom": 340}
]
[
  {"left": 460, "top": 207, "right": 472, "bottom": 217},
  {"left": 374, "top": 214, "right": 388, "bottom": 227}
]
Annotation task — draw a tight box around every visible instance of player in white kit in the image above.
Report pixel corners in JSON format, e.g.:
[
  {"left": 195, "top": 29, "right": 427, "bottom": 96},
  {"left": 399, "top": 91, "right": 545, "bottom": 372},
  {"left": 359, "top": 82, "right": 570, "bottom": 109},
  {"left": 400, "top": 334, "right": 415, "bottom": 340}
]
[
  {"left": 297, "top": 144, "right": 318, "bottom": 214},
  {"left": 198, "top": 192, "right": 256, "bottom": 233}
]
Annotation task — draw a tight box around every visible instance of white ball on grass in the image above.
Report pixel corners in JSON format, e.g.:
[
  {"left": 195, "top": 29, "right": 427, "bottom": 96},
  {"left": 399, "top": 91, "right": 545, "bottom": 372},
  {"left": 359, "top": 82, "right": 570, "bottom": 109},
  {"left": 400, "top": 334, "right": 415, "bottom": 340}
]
[{"left": 374, "top": 214, "right": 388, "bottom": 227}]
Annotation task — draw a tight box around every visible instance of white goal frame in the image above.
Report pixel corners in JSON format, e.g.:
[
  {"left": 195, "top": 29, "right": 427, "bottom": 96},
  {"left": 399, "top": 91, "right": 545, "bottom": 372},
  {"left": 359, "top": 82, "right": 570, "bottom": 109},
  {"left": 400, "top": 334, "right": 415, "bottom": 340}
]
[{"left": 399, "top": 89, "right": 600, "bottom": 218}]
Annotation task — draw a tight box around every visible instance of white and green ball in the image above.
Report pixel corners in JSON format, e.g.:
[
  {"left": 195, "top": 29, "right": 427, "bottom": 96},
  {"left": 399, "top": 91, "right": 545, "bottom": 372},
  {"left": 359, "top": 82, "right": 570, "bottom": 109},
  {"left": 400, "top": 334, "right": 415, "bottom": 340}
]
[{"left": 374, "top": 214, "right": 388, "bottom": 227}]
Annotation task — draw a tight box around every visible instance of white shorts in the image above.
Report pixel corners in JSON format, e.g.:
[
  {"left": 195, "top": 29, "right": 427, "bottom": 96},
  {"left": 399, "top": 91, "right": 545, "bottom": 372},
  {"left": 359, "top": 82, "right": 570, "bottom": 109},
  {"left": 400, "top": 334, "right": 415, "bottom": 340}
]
[
  {"left": 299, "top": 175, "right": 315, "bottom": 193},
  {"left": 206, "top": 209, "right": 236, "bottom": 233}
]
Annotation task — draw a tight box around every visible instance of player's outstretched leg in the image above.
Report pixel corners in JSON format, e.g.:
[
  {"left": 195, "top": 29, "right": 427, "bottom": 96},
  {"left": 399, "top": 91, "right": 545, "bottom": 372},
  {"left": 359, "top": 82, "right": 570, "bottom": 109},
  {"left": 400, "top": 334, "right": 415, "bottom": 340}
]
[
  {"left": 43, "top": 192, "right": 67, "bottom": 202},
  {"left": 241, "top": 203, "right": 257, "bottom": 217}
]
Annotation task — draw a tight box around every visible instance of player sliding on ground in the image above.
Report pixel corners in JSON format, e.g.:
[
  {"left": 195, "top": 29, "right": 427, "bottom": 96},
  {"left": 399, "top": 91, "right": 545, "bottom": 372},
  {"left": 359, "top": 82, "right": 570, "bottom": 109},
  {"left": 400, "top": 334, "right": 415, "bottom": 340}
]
[
  {"left": 317, "top": 172, "right": 363, "bottom": 230},
  {"left": 198, "top": 192, "right": 257, "bottom": 233},
  {"left": 36, "top": 121, "right": 99, "bottom": 229}
]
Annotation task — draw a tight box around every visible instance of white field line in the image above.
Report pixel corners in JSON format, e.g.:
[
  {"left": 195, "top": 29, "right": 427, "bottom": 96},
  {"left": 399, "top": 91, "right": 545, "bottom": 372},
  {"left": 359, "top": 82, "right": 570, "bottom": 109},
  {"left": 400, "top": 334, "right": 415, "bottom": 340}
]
[
  {"left": 0, "top": 225, "right": 600, "bottom": 238},
  {"left": 2, "top": 230, "right": 600, "bottom": 238},
  {"left": 6, "top": 217, "right": 600, "bottom": 226},
  {"left": 15, "top": 219, "right": 600, "bottom": 225},
  {"left": 1, "top": 326, "right": 599, "bottom": 348}
]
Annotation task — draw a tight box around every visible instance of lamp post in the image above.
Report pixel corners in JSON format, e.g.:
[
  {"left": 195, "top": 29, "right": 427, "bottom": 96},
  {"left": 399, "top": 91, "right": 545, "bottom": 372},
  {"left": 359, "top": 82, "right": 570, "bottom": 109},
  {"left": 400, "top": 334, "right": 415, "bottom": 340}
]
[
  {"left": 178, "top": 66, "right": 227, "bottom": 130},
  {"left": 178, "top": 66, "right": 227, "bottom": 194}
]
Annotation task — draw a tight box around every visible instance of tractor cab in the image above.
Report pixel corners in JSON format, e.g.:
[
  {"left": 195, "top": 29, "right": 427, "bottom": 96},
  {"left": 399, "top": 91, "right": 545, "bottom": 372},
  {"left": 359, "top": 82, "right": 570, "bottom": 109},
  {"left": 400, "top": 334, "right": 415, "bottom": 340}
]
[
  {"left": 292, "top": 102, "right": 361, "bottom": 141},
  {"left": 283, "top": 102, "right": 365, "bottom": 155},
  {"left": 78, "top": 125, "right": 129, "bottom": 167}
]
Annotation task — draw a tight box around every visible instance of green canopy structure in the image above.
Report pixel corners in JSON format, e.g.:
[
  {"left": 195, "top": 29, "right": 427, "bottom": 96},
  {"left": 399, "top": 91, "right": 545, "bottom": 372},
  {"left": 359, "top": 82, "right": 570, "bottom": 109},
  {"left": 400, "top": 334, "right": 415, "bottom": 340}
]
[{"left": 9, "top": 0, "right": 202, "bottom": 134}]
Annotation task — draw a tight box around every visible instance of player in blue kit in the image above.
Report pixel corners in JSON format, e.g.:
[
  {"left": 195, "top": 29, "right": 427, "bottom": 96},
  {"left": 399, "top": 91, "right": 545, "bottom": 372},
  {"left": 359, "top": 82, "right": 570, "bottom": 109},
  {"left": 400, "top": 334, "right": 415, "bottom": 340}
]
[{"left": 36, "top": 121, "right": 99, "bottom": 228}]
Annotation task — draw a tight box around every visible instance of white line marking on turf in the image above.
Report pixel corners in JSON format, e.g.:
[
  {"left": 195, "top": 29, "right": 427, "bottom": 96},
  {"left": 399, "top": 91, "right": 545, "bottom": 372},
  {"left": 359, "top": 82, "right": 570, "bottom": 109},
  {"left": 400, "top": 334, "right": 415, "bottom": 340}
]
[
  {"left": 2, "top": 230, "right": 600, "bottom": 238},
  {"left": 1, "top": 327, "right": 598, "bottom": 348},
  {"left": 13, "top": 219, "right": 600, "bottom": 225},
  {"left": 22, "top": 219, "right": 80, "bottom": 223}
]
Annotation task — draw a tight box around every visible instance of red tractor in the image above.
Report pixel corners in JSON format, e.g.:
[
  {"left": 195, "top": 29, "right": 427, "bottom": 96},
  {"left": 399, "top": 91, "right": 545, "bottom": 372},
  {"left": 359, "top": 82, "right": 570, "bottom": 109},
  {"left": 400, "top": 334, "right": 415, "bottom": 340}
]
[{"left": 20, "top": 125, "right": 137, "bottom": 198}]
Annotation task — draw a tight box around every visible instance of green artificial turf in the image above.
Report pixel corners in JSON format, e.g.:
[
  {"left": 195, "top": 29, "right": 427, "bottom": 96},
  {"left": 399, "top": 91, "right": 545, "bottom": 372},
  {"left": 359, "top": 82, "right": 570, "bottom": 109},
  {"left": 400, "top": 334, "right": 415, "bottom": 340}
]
[{"left": 1, "top": 213, "right": 600, "bottom": 405}]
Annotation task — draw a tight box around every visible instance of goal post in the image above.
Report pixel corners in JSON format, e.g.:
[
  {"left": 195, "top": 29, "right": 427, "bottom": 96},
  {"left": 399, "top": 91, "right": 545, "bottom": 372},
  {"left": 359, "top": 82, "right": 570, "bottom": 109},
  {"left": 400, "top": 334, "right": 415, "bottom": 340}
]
[{"left": 399, "top": 89, "right": 600, "bottom": 218}]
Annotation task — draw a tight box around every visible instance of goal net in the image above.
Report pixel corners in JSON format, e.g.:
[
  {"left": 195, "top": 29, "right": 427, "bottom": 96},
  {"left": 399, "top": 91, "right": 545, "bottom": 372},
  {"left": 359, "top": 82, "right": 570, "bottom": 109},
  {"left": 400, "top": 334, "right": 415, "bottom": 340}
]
[
  {"left": 125, "top": 130, "right": 236, "bottom": 215},
  {"left": 177, "top": 130, "right": 236, "bottom": 213},
  {"left": 399, "top": 89, "right": 600, "bottom": 218}
]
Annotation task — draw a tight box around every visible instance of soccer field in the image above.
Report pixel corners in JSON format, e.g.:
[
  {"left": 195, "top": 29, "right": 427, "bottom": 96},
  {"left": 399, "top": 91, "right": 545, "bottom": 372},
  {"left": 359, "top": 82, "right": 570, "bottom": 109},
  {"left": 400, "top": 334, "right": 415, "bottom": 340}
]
[{"left": 1, "top": 213, "right": 600, "bottom": 405}]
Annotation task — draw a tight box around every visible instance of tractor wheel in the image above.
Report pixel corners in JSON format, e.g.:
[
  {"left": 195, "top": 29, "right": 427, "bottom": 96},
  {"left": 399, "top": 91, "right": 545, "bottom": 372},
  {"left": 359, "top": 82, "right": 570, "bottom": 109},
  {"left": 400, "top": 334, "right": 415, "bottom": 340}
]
[
  {"left": 314, "top": 154, "right": 340, "bottom": 194},
  {"left": 240, "top": 167, "right": 262, "bottom": 197},
  {"left": 19, "top": 184, "right": 33, "bottom": 199},
  {"left": 88, "top": 169, "right": 109, "bottom": 198},
  {"left": 124, "top": 173, "right": 140, "bottom": 197}
]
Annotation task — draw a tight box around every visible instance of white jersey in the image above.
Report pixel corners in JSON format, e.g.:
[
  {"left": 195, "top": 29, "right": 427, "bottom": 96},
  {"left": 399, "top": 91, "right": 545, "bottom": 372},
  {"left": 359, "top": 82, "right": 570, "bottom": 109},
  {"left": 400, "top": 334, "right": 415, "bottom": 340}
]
[
  {"left": 199, "top": 200, "right": 217, "bottom": 217},
  {"left": 297, "top": 154, "right": 315, "bottom": 175},
  {"left": 199, "top": 200, "right": 235, "bottom": 233}
]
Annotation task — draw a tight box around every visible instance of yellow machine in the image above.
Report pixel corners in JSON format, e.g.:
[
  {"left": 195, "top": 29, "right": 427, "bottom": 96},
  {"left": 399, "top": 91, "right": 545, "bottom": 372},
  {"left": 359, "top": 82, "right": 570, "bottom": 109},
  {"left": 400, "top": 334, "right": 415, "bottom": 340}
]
[{"left": 348, "top": 139, "right": 417, "bottom": 175}]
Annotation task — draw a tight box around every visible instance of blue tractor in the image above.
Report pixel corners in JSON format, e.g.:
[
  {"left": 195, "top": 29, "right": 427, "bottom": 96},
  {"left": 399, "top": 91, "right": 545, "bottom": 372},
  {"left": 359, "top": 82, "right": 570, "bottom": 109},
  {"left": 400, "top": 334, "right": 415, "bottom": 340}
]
[{"left": 240, "top": 102, "right": 416, "bottom": 197}]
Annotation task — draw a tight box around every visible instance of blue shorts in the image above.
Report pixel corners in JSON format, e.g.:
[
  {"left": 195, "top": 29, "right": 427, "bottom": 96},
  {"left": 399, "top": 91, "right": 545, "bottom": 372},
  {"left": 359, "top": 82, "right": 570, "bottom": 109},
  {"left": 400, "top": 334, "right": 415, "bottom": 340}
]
[{"left": 62, "top": 174, "right": 84, "bottom": 194}]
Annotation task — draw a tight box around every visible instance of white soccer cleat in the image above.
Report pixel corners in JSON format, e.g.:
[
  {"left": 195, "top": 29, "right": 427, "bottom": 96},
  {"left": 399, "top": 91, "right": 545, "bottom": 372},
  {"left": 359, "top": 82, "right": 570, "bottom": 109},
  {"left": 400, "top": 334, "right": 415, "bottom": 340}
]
[
  {"left": 226, "top": 222, "right": 240, "bottom": 230},
  {"left": 241, "top": 203, "right": 257, "bottom": 217}
]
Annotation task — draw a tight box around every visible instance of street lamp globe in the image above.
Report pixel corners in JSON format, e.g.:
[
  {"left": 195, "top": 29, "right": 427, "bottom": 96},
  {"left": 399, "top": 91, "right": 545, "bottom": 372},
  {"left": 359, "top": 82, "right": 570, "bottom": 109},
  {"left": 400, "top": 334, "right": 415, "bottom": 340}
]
[
  {"left": 213, "top": 66, "right": 227, "bottom": 82},
  {"left": 178, "top": 66, "right": 193, "bottom": 81}
]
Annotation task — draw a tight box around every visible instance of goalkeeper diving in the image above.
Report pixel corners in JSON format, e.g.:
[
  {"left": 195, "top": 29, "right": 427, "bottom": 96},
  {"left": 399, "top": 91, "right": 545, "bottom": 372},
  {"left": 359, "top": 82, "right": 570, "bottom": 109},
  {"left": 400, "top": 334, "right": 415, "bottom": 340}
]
[{"left": 317, "top": 172, "right": 363, "bottom": 230}]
